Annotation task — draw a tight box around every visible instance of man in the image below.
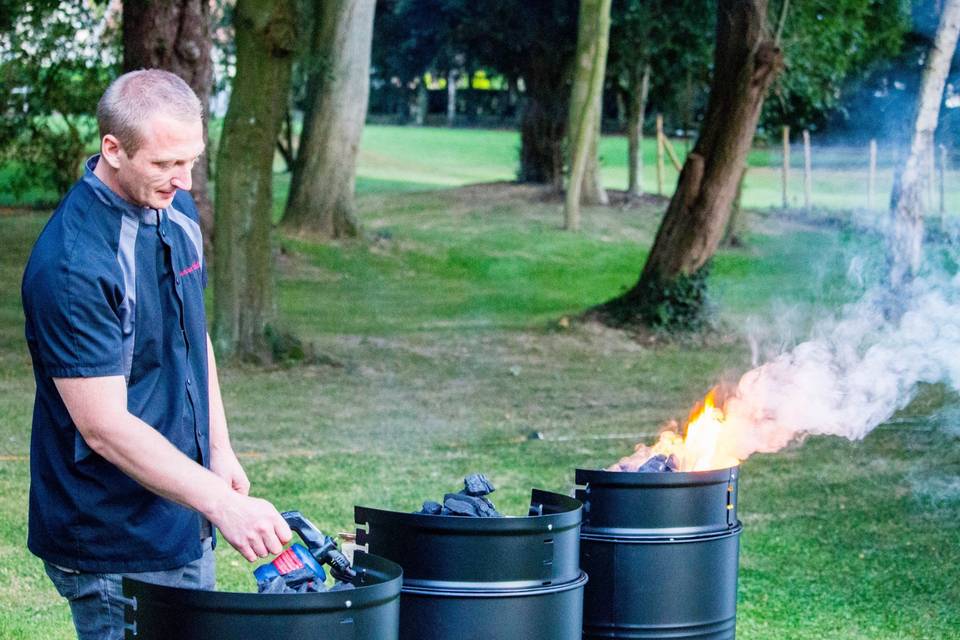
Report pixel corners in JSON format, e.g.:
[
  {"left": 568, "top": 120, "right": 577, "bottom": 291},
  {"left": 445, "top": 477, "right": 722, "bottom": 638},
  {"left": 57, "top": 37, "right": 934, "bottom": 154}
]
[{"left": 21, "top": 69, "right": 292, "bottom": 639}]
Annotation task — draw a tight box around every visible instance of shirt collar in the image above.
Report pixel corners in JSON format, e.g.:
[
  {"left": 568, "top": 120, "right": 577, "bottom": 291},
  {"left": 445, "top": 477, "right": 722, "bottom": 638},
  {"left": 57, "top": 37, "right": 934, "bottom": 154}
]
[{"left": 81, "top": 154, "right": 162, "bottom": 224}]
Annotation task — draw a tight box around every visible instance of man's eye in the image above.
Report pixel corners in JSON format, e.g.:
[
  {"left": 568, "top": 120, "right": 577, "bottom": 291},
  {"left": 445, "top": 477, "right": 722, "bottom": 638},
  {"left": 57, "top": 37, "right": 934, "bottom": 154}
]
[{"left": 154, "top": 162, "right": 172, "bottom": 170}]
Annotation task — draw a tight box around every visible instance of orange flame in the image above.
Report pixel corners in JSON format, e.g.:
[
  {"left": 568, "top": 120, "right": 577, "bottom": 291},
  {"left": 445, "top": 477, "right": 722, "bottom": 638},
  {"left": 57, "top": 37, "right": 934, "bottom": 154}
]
[{"left": 609, "top": 387, "right": 740, "bottom": 472}]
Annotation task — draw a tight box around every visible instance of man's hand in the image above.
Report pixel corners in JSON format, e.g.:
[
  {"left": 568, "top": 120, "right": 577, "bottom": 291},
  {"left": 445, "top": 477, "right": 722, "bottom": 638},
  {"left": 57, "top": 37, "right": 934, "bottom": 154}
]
[
  {"left": 211, "top": 444, "right": 250, "bottom": 495},
  {"left": 204, "top": 335, "right": 288, "bottom": 561},
  {"left": 207, "top": 491, "right": 293, "bottom": 562}
]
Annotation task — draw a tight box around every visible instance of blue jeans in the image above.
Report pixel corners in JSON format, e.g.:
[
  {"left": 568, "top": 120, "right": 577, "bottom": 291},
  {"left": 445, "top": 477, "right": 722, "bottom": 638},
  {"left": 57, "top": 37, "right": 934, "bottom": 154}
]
[{"left": 43, "top": 537, "right": 215, "bottom": 640}]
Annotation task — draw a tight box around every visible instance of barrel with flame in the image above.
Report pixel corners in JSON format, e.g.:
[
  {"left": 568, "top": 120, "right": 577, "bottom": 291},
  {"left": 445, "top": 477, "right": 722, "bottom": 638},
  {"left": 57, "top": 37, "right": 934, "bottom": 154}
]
[
  {"left": 575, "top": 466, "right": 742, "bottom": 639},
  {"left": 354, "top": 489, "right": 588, "bottom": 640}
]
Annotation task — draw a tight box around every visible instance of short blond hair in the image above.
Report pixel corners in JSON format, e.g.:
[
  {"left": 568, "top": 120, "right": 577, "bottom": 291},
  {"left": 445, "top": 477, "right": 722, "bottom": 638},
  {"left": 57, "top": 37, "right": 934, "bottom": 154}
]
[{"left": 97, "top": 69, "right": 202, "bottom": 157}]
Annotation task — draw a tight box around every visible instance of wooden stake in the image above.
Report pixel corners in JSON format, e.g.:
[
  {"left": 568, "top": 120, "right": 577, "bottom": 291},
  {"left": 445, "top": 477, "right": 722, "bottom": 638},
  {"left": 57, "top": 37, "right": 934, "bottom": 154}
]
[
  {"left": 662, "top": 135, "right": 683, "bottom": 172},
  {"left": 868, "top": 139, "right": 877, "bottom": 209},
  {"left": 803, "top": 129, "right": 812, "bottom": 212},
  {"left": 656, "top": 114, "right": 664, "bottom": 195},
  {"left": 782, "top": 125, "right": 790, "bottom": 209}
]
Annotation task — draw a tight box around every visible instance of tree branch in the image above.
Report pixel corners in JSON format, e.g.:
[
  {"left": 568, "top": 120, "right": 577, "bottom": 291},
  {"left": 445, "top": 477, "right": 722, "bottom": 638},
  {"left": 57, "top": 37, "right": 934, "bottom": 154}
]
[{"left": 775, "top": 0, "right": 790, "bottom": 46}]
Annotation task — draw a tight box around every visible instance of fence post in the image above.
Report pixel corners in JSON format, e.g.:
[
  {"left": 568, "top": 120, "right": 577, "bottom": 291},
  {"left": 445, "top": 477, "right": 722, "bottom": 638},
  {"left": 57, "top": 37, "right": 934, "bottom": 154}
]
[
  {"left": 868, "top": 139, "right": 877, "bottom": 209},
  {"left": 782, "top": 125, "right": 790, "bottom": 209},
  {"left": 656, "top": 114, "right": 664, "bottom": 196},
  {"left": 803, "top": 130, "right": 812, "bottom": 213}
]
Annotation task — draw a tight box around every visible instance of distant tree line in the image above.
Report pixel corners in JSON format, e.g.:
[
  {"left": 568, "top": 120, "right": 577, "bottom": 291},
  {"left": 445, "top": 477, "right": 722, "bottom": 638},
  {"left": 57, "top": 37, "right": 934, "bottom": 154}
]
[
  {"left": 2, "top": 0, "right": 958, "bottom": 357},
  {"left": 370, "top": 1, "right": 921, "bottom": 139}
]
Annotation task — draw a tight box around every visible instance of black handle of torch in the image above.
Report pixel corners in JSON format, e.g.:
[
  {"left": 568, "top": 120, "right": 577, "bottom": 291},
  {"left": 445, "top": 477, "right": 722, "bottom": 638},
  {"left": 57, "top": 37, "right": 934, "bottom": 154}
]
[{"left": 328, "top": 549, "right": 359, "bottom": 583}]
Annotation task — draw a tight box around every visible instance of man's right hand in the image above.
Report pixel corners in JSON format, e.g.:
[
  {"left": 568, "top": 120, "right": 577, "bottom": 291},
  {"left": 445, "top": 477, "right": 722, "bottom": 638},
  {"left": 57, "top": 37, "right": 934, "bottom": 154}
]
[{"left": 208, "top": 492, "right": 293, "bottom": 562}]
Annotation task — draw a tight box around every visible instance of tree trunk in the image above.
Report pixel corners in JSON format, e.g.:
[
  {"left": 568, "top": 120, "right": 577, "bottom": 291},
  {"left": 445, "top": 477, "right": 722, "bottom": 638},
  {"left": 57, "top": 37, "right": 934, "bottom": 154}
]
[
  {"left": 283, "top": 0, "right": 376, "bottom": 238},
  {"left": 627, "top": 63, "right": 651, "bottom": 197},
  {"left": 722, "top": 165, "right": 748, "bottom": 247},
  {"left": 212, "top": 0, "right": 296, "bottom": 361},
  {"left": 447, "top": 69, "right": 458, "bottom": 127},
  {"left": 889, "top": 0, "right": 960, "bottom": 287},
  {"left": 518, "top": 59, "right": 570, "bottom": 188},
  {"left": 564, "top": 0, "right": 612, "bottom": 230},
  {"left": 582, "top": 104, "right": 609, "bottom": 206},
  {"left": 414, "top": 81, "right": 428, "bottom": 125},
  {"left": 594, "top": 0, "right": 782, "bottom": 329},
  {"left": 123, "top": 0, "right": 214, "bottom": 246},
  {"left": 615, "top": 90, "right": 627, "bottom": 130},
  {"left": 276, "top": 107, "right": 295, "bottom": 173}
]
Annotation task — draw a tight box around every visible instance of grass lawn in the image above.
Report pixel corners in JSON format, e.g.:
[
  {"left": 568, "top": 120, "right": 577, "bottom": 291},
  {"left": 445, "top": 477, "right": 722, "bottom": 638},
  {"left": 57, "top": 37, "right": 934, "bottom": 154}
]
[
  {"left": 11, "top": 122, "right": 960, "bottom": 218},
  {"left": 0, "top": 126, "right": 958, "bottom": 639}
]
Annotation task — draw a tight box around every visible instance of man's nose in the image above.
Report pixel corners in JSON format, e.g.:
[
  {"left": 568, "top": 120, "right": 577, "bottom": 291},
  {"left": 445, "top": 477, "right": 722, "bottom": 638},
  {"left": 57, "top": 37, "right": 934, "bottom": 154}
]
[{"left": 171, "top": 166, "right": 193, "bottom": 192}]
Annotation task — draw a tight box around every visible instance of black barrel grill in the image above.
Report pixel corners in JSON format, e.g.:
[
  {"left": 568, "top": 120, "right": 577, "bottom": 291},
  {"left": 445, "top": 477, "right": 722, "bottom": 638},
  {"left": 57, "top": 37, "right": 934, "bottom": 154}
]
[
  {"left": 123, "top": 551, "right": 403, "bottom": 640},
  {"left": 576, "top": 466, "right": 742, "bottom": 640},
  {"left": 354, "top": 489, "right": 588, "bottom": 640}
]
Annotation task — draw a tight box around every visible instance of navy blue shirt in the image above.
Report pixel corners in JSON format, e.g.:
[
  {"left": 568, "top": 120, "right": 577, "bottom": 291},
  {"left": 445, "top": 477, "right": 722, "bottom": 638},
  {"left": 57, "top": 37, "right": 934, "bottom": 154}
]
[{"left": 22, "top": 156, "right": 211, "bottom": 572}]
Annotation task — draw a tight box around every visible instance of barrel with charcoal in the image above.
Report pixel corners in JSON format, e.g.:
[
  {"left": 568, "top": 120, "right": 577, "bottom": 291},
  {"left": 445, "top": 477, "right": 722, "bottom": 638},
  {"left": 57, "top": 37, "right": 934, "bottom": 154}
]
[
  {"left": 123, "top": 512, "right": 403, "bottom": 640},
  {"left": 354, "top": 474, "right": 588, "bottom": 640}
]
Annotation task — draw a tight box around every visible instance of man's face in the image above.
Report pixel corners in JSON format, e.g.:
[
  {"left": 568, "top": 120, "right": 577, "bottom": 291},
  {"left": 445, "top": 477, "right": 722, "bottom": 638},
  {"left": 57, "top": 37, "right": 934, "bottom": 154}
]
[{"left": 108, "top": 114, "right": 204, "bottom": 209}]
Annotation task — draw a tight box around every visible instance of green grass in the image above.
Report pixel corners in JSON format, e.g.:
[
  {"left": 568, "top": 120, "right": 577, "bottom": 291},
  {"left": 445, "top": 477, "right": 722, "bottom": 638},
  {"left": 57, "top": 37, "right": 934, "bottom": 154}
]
[
  {"left": 15, "top": 122, "right": 960, "bottom": 219},
  {"left": 1, "top": 127, "right": 959, "bottom": 639}
]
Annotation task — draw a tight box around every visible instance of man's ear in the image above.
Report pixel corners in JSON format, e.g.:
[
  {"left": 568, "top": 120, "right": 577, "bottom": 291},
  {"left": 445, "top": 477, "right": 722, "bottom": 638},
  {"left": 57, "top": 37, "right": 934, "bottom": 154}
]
[{"left": 100, "top": 134, "right": 124, "bottom": 169}]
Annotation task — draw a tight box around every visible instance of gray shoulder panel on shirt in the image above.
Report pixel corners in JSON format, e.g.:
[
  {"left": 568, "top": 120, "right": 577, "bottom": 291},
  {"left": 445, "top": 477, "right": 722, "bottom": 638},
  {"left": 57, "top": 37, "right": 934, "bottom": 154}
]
[
  {"left": 166, "top": 204, "right": 204, "bottom": 268},
  {"left": 116, "top": 214, "right": 139, "bottom": 381}
]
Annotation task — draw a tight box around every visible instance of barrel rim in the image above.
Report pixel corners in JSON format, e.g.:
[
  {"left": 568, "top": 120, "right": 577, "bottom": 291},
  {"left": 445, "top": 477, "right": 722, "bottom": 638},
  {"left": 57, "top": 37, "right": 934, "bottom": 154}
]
[
  {"left": 582, "top": 614, "right": 737, "bottom": 636},
  {"left": 122, "top": 551, "right": 402, "bottom": 614},
  {"left": 580, "top": 521, "right": 743, "bottom": 543},
  {"left": 575, "top": 465, "right": 739, "bottom": 488},
  {"left": 401, "top": 571, "right": 589, "bottom": 598},
  {"left": 355, "top": 488, "right": 582, "bottom": 533}
]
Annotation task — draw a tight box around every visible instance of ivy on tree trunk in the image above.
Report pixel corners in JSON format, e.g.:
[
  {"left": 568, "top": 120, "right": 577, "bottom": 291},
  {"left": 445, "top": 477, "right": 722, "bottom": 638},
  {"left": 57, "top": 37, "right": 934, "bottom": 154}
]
[
  {"left": 212, "top": 0, "right": 296, "bottom": 361},
  {"left": 594, "top": 0, "right": 782, "bottom": 330}
]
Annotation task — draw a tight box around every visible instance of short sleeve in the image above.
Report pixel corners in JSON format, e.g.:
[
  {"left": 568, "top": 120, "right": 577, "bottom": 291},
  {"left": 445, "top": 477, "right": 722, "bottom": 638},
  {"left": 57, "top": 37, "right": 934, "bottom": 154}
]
[{"left": 24, "top": 257, "right": 126, "bottom": 378}]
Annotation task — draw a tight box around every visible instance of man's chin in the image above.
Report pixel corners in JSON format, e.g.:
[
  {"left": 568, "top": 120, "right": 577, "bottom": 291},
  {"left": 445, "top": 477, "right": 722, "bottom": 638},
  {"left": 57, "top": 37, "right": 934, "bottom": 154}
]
[{"left": 150, "top": 192, "right": 177, "bottom": 208}]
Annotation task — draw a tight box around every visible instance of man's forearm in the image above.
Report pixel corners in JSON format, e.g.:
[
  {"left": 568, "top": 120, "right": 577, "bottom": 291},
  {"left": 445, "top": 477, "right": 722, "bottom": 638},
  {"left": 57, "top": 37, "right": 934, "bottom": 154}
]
[
  {"left": 54, "top": 375, "right": 290, "bottom": 561},
  {"left": 53, "top": 375, "right": 231, "bottom": 519},
  {"left": 85, "top": 410, "right": 233, "bottom": 517}
]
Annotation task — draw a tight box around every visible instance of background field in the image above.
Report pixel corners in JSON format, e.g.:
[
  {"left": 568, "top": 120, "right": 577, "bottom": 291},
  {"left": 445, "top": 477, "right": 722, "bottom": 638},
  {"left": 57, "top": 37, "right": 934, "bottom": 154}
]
[{"left": 0, "top": 126, "right": 958, "bottom": 639}]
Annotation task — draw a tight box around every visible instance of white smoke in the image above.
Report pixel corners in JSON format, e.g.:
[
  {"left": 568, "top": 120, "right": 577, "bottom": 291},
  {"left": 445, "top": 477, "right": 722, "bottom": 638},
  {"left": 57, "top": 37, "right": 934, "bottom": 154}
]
[{"left": 720, "top": 273, "right": 960, "bottom": 461}]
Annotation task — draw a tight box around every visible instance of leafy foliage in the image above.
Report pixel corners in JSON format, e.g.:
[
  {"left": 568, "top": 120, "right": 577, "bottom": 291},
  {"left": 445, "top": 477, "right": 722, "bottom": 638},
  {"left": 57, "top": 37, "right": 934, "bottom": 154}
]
[
  {"left": 607, "top": 0, "right": 912, "bottom": 136},
  {"left": 372, "top": 0, "right": 465, "bottom": 85},
  {"left": 608, "top": 0, "right": 715, "bottom": 131},
  {"left": 763, "top": 0, "right": 910, "bottom": 133},
  {"left": 0, "top": 1, "right": 118, "bottom": 199},
  {"left": 827, "top": 0, "right": 960, "bottom": 144}
]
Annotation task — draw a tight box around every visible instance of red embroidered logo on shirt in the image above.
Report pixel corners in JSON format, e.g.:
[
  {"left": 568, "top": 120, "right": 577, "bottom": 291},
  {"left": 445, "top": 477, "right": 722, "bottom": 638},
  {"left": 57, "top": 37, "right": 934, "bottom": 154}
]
[{"left": 179, "top": 260, "right": 201, "bottom": 277}]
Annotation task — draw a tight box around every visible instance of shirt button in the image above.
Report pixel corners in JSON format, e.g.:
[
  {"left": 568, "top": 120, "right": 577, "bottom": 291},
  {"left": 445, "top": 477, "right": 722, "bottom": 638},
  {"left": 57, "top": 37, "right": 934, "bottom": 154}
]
[
  {"left": 186, "top": 378, "right": 192, "bottom": 387},
  {"left": 160, "top": 228, "right": 166, "bottom": 237},
  {"left": 176, "top": 278, "right": 181, "bottom": 286}
]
